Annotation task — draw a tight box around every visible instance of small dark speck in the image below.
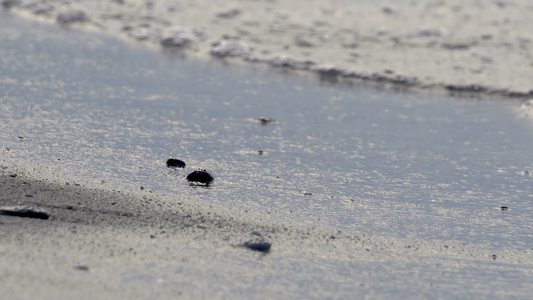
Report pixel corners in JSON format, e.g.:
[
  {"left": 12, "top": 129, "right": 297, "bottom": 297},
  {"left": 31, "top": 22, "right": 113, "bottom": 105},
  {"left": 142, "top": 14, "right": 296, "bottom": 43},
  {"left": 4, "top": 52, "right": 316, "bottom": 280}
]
[
  {"left": 257, "top": 150, "right": 264, "bottom": 155},
  {"left": 9, "top": 174, "right": 17, "bottom": 178},
  {"left": 18, "top": 136, "right": 24, "bottom": 140},
  {"left": 150, "top": 235, "right": 156, "bottom": 239},
  {"left": 254, "top": 117, "right": 276, "bottom": 125},
  {"left": 140, "top": 186, "right": 145, "bottom": 190},
  {"left": 492, "top": 254, "right": 497, "bottom": 261},
  {"left": 74, "top": 265, "right": 89, "bottom": 271},
  {"left": 500, "top": 206, "right": 509, "bottom": 211},
  {"left": 25, "top": 194, "right": 33, "bottom": 198}
]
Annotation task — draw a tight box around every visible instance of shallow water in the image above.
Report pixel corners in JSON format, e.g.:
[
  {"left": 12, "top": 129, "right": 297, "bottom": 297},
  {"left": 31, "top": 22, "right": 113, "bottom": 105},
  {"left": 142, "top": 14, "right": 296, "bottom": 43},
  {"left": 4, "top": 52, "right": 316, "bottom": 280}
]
[{"left": 1, "top": 10, "right": 533, "bottom": 256}]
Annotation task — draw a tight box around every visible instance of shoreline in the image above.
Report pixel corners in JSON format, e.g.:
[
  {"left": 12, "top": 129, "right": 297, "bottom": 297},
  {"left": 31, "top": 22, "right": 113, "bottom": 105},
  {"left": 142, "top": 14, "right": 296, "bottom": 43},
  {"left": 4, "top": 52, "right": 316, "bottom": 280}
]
[{"left": 3, "top": 0, "right": 533, "bottom": 100}]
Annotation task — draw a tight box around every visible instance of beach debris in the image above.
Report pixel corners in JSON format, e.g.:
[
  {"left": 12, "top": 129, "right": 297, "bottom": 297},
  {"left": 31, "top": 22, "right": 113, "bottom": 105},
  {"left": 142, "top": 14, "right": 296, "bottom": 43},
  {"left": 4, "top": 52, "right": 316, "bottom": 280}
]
[
  {"left": 0, "top": 208, "right": 50, "bottom": 220},
  {"left": 253, "top": 117, "right": 276, "bottom": 125},
  {"left": 56, "top": 4, "right": 90, "bottom": 24},
  {"left": 186, "top": 170, "right": 214, "bottom": 184},
  {"left": 243, "top": 231, "right": 271, "bottom": 253},
  {"left": 160, "top": 26, "right": 197, "bottom": 48},
  {"left": 166, "top": 158, "right": 186, "bottom": 168},
  {"left": 500, "top": 206, "right": 509, "bottom": 211}
]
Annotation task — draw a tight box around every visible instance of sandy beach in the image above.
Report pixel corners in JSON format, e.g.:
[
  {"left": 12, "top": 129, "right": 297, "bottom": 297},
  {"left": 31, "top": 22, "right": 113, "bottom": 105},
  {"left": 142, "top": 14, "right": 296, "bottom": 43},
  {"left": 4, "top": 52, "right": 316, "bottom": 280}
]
[
  {"left": 2, "top": 1, "right": 533, "bottom": 299},
  {"left": 3, "top": 166, "right": 532, "bottom": 299}
]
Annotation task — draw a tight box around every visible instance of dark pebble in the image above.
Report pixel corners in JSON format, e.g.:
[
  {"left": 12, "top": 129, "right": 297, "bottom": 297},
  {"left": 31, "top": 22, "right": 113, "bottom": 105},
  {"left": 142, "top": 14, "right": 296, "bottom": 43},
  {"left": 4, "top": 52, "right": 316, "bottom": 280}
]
[
  {"left": 0, "top": 209, "right": 50, "bottom": 220},
  {"left": 244, "top": 231, "right": 271, "bottom": 253},
  {"left": 186, "top": 170, "right": 214, "bottom": 184},
  {"left": 244, "top": 241, "right": 272, "bottom": 253},
  {"left": 166, "top": 158, "right": 186, "bottom": 168},
  {"left": 254, "top": 117, "right": 276, "bottom": 125}
]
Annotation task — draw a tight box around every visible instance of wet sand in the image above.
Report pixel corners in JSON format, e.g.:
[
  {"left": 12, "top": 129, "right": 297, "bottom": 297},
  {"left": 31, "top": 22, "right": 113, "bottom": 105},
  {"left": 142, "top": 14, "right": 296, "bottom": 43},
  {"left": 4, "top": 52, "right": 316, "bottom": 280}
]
[{"left": 3, "top": 168, "right": 533, "bottom": 299}]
